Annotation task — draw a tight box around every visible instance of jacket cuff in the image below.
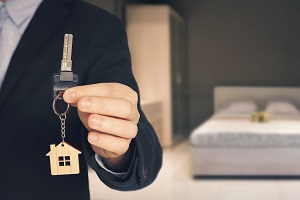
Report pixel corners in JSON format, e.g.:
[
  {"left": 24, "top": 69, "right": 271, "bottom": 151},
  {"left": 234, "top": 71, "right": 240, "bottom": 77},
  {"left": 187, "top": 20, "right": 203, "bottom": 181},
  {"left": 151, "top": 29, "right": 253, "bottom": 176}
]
[{"left": 94, "top": 154, "right": 126, "bottom": 177}]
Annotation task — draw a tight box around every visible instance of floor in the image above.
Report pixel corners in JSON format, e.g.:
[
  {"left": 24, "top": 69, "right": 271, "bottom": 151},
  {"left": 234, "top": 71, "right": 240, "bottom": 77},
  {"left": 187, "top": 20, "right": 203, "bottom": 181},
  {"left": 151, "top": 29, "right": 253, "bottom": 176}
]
[{"left": 88, "top": 140, "right": 300, "bottom": 200}]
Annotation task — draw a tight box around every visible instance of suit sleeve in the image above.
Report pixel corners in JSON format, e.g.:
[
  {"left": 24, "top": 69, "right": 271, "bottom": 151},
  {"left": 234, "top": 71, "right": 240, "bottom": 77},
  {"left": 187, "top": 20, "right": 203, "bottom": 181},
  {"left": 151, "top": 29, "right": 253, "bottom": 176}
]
[{"left": 79, "top": 13, "right": 163, "bottom": 191}]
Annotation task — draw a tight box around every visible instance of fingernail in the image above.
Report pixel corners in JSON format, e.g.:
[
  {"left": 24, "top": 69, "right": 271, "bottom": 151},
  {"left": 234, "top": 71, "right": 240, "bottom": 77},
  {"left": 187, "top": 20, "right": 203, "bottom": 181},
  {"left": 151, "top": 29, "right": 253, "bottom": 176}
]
[
  {"left": 89, "top": 134, "right": 98, "bottom": 142},
  {"left": 92, "top": 116, "right": 101, "bottom": 126},
  {"left": 65, "top": 91, "right": 75, "bottom": 101},
  {"left": 81, "top": 98, "right": 91, "bottom": 108}
]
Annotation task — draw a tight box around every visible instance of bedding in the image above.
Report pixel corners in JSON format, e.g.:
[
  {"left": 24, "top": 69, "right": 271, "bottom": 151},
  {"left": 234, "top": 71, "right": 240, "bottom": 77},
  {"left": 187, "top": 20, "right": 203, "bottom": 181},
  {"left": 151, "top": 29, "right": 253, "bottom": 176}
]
[{"left": 190, "top": 113, "right": 300, "bottom": 148}]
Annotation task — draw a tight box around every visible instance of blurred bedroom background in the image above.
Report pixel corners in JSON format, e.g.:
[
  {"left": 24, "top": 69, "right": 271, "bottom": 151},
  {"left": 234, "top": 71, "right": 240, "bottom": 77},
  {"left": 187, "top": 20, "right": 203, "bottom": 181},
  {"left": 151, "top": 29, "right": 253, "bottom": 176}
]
[{"left": 85, "top": 0, "right": 300, "bottom": 200}]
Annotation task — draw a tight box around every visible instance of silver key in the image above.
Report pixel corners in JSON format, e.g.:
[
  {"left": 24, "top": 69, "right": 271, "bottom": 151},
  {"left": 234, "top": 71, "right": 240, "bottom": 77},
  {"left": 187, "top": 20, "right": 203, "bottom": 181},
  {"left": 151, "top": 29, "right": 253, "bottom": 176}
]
[
  {"left": 52, "top": 33, "right": 78, "bottom": 98},
  {"left": 61, "top": 34, "right": 73, "bottom": 71}
]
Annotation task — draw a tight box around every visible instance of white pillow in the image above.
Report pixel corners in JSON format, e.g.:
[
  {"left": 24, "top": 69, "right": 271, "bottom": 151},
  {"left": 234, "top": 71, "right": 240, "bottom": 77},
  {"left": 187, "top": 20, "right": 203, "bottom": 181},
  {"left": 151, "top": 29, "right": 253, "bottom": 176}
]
[
  {"left": 221, "top": 101, "right": 257, "bottom": 114},
  {"left": 265, "top": 100, "right": 300, "bottom": 115}
]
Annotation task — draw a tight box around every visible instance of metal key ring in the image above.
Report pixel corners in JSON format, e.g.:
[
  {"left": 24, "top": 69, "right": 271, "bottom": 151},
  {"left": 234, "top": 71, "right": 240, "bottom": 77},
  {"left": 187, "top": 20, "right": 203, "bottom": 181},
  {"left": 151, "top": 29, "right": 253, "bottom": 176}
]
[{"left": 52, "top": 92, "right": 70, "bottom": 117}]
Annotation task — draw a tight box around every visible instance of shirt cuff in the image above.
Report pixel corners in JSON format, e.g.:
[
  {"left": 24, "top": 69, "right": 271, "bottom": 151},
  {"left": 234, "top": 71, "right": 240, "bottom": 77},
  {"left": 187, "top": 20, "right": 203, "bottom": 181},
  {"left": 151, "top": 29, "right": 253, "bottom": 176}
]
[{"left": 94, "top": 154, "right": 126, "bottom": 177}]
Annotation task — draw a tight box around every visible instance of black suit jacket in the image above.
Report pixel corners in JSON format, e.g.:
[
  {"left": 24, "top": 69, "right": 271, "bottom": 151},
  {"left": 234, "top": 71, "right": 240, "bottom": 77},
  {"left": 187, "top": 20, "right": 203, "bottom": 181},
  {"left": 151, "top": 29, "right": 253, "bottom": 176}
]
[{"left": 0, "top": 0, "right": 162, "bottom": 199}]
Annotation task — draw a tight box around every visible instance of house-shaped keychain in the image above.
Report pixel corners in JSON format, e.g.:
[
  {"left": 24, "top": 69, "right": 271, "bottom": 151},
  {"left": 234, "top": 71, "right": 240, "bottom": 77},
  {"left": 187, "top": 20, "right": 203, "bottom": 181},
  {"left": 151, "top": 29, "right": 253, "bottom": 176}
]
[{"left": 46, "top": 142, "right": 82, "bottom": 175}]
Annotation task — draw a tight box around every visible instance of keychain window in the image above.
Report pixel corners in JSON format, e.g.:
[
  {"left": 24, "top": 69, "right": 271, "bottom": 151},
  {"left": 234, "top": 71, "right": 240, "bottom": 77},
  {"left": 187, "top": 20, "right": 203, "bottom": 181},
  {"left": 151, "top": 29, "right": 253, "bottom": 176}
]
[{"left": 58, "top": 156, "right": 71, "bottom": 166}]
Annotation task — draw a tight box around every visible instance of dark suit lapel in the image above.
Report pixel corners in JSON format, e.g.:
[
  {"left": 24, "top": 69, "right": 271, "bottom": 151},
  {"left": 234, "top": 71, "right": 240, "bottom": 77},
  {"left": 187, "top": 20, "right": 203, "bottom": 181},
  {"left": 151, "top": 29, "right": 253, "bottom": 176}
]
[{"left": 0, "top": 0, "right": 72, "bottom": 108}]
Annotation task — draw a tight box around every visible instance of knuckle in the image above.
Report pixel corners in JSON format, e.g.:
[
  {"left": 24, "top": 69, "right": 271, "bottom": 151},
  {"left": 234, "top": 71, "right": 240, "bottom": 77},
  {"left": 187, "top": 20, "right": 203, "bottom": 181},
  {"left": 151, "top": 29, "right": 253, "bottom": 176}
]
[
  {"left": 123, "top": 101, "right": 134, "bottom": 118},
  {"left": 129, "top": 124, "right": 138, "bottom": 138},
  {"left": 77, "top": 99, "right": 82, "bottom": 110},
  {"left": 105, "top": 83, "right": 115, "bottom": 96},
  {"left": 78, "top": 97, "right": 92, "bottom": 111},
  {"left": 89, "top": 115, "right": 103, "bottom": 129},
  {"left": 77, "top": 99, "right": 85, "bottom": 111},
  {"left": 120, "top": 84, "right": 138, "bottom": 103},
  {"left": 114, "top": 82, "right": 123, "bottom": 88},
  {"left": 131, "top": 91, "right": 138, "bottom": 103},
  {"left": 128, "top": 89, "right": 138, "bottom": 103},
  {"left": 98, "top": 99, "right": 105, "bottom": 110},
  {"left": 87, "top": 115, "right": 94, "bottom": 128}
]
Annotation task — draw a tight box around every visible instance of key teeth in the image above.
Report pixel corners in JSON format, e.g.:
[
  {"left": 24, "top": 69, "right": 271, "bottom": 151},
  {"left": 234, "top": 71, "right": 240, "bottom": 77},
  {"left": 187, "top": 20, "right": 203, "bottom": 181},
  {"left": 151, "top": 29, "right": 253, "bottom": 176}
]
[
  {"left": 61, "top": 33, "right": 73, "bottom": 71},
  {"left": 62, "top": 35, "right": 69, "bottom": 61},
  {"left": 67, "top": 34, "right": 73, "bottom": 60}
]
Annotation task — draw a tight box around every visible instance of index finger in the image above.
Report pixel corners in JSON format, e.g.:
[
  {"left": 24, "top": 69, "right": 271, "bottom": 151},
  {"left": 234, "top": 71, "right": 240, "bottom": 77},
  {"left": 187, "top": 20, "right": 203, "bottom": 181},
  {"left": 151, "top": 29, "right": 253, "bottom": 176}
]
[{"left": 63, "top": 83, "right": 138, "bottom": 104}]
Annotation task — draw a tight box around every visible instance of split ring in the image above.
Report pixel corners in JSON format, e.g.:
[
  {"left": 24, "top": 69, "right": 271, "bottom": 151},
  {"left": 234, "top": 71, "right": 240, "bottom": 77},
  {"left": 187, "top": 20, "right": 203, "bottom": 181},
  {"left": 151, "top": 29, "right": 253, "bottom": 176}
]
[{"left": 52, "top": 92, "right": 70, "bottom": 117}]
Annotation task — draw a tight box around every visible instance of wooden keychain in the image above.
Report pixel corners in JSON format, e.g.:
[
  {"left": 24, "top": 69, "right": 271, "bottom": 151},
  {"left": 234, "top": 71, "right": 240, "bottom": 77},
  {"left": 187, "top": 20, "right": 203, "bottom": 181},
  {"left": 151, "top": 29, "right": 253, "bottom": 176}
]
[{"left": 46, "top": 34, "right": 81, "bottom": 176}]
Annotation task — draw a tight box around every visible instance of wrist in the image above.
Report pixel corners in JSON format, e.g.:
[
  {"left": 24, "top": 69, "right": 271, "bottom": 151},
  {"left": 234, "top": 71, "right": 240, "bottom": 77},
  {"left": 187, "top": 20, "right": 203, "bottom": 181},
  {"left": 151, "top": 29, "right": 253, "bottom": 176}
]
[{"left": 102, "top": 142, "right": 135, "bottom": 173}]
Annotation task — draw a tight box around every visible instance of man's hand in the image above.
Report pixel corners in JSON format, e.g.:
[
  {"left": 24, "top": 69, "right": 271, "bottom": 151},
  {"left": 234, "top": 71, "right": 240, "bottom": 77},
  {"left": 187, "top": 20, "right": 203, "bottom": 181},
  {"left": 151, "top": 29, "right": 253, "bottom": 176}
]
[{"left": 63, "top": 83, "right": 140, "bottom": 170}]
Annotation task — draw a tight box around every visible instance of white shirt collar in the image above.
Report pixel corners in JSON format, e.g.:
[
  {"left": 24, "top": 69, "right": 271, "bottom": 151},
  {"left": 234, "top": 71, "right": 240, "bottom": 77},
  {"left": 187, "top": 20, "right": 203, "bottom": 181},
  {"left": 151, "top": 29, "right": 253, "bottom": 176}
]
[{"left": 1, "top": 0, "right": 43, "bottom": 27}]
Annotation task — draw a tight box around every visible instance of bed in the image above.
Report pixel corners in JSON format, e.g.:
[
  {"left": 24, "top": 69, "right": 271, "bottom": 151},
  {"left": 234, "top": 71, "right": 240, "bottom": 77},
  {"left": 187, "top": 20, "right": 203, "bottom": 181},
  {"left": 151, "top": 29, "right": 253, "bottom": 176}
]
[{"left": 190, "top": 86, "right": 300, "bottom": 177}]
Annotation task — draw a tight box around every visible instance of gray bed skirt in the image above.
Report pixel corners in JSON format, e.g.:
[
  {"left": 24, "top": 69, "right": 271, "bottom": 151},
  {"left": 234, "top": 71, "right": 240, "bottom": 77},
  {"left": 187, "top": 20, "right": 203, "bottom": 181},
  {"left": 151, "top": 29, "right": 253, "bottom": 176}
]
[{"left": 191, "top": 146, "right": 300, "bottom": 176}]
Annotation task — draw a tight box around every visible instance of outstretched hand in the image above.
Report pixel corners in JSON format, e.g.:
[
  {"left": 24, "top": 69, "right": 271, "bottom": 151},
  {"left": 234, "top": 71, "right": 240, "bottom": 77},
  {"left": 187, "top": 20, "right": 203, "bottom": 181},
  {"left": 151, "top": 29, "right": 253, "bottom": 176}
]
[{"left": 63, "top": 83, "right": 140, "bottom": 170}]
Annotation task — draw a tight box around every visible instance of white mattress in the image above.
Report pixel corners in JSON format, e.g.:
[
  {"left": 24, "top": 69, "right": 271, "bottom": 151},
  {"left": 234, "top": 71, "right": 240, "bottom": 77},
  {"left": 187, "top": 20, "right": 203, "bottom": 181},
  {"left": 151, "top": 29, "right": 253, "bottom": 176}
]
[{"left": 190, "top": 114, "right": 300, "bottom": 148}]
